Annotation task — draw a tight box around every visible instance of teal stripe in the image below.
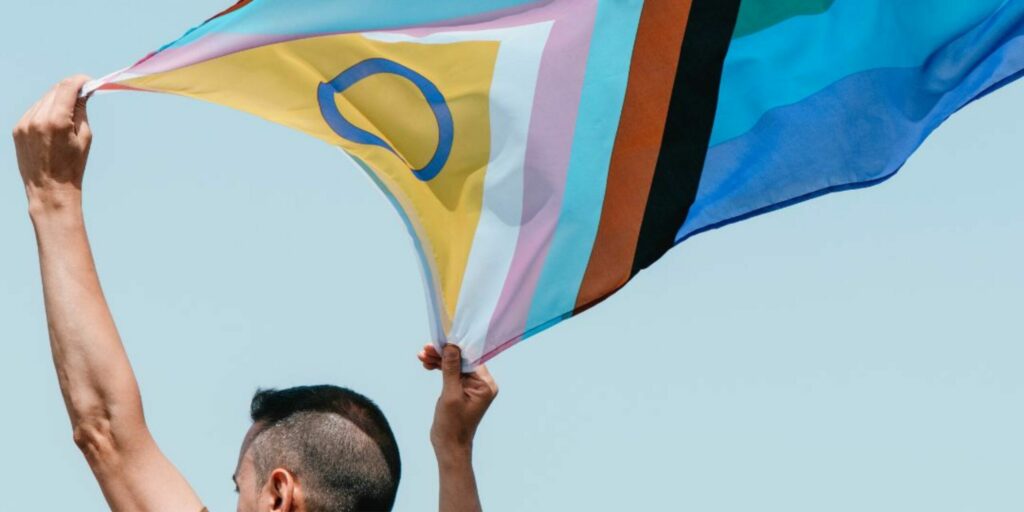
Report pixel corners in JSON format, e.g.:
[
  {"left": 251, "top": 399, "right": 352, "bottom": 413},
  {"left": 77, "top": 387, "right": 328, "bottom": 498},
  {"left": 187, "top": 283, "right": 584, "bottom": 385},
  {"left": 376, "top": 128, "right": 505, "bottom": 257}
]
[
  {"left": 733, "top": 0, "right": 835, "bottom": 40},
  {"left": 168, "top": 0, "right": 543, "bottom": 49},
  {"left": 524, "top": 0, "right": 644, "bottom": 331},
  {"left": 711, "top": 0, "right": 1007, "bottom": 146}
]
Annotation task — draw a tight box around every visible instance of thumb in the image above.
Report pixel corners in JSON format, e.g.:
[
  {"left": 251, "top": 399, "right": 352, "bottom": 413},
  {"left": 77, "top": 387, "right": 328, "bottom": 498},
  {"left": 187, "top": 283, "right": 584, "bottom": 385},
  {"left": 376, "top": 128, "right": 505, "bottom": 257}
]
[{"left": 441, "top": 344, "right": 463, "bottom": 392}]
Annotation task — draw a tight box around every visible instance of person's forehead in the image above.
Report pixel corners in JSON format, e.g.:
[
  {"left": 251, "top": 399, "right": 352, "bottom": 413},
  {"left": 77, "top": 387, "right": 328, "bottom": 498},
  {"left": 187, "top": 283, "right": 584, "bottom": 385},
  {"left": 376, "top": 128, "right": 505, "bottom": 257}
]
[{"left": 235, "top": 422, "right": 264, "bottom": 477}]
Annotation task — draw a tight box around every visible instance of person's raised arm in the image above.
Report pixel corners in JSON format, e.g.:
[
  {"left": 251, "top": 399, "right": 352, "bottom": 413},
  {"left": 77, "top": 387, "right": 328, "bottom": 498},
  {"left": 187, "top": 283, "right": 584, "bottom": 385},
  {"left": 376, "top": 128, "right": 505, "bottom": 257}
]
[
  {"left": 14, "top": 76, "right": 204, "bottom": 512},
  {"left": 419, "top": 345, "right": 498, "bottom": 512}
]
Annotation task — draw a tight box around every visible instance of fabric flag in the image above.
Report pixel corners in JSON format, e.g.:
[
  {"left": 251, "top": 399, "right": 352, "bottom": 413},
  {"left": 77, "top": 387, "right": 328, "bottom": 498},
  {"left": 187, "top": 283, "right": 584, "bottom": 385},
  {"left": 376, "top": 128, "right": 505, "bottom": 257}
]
[{"left": 86, "top": 0, "right": 1024, "bottom": 368}]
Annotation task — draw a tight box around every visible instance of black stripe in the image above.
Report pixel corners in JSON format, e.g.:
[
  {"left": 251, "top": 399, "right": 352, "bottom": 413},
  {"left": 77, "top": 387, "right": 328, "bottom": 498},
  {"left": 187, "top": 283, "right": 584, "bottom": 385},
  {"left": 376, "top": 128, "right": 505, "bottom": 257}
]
[{"left": 631, "top": 0, "right": 742, "bottom": 274}]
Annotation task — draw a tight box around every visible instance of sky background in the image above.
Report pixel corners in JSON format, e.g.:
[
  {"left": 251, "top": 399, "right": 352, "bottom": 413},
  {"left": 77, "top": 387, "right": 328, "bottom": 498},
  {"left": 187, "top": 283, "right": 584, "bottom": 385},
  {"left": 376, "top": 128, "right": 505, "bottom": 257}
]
[{"left": 2, "top": 1, "right": 1023, "bottom": 511}]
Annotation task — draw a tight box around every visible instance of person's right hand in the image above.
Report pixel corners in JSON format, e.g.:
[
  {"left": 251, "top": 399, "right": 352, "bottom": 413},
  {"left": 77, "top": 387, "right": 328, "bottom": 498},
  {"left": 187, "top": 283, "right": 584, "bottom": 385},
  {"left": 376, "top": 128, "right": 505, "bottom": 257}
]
[
  {"left": 13, "top": 75, "right": 92, "bottom": 217},
  {"left": 423, "top": 345, "right": 498, "bottom": 454}
]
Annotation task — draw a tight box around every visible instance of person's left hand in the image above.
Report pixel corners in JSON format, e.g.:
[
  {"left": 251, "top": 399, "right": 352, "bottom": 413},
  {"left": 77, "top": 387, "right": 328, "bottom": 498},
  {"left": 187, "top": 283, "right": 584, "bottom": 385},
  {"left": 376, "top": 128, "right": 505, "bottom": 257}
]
[{"left": 419, "top": 344, "right": 498, "bottom": 452}]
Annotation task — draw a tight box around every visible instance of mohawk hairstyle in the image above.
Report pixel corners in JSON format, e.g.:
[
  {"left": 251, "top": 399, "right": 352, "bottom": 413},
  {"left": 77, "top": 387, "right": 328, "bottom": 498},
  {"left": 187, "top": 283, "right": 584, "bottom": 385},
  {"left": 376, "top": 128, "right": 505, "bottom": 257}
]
[{"left": 249, "top": 385, "right": 400, "bottom": 511}]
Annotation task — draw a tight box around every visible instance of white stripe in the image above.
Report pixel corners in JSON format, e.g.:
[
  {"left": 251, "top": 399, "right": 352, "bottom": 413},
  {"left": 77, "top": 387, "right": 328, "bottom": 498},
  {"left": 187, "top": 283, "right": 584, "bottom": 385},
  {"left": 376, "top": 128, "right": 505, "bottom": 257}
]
[
  {"left": 453, "top": 23, "right": 553, "bottom": 366},
  {"left": 82, "top": 69, "right": 144, "bottom": 97}
]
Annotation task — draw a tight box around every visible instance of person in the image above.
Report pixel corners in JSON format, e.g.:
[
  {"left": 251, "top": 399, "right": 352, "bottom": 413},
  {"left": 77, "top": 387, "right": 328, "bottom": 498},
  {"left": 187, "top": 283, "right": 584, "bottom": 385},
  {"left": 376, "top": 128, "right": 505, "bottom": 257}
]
[{"left": 13, "top": 75, "right": 499, "bottom": 512}]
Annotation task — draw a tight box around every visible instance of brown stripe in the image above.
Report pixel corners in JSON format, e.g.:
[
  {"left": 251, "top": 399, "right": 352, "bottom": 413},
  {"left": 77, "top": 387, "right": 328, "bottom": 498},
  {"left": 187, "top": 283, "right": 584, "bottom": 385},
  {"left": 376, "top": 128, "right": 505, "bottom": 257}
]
[
  {"left": 206, "top": 0, "right": 255, "bottom": 22},
  {"left": 574, "top": 0, "right": 694, "bottom": 311}
]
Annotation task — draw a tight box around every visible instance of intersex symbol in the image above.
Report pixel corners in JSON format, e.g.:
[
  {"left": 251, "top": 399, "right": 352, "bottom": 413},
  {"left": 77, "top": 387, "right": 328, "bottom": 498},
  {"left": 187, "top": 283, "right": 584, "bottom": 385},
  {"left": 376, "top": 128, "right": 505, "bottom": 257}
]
[{"left": 318, "top": 58, "right": 454, "bottom": 182}]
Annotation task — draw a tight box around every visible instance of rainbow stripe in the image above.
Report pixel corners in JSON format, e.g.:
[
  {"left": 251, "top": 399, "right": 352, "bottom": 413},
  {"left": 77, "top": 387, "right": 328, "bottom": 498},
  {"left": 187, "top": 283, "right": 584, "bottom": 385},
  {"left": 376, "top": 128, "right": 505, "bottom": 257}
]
[{"left": 87, "top": 0, "right": 1024, "bottom": 367}]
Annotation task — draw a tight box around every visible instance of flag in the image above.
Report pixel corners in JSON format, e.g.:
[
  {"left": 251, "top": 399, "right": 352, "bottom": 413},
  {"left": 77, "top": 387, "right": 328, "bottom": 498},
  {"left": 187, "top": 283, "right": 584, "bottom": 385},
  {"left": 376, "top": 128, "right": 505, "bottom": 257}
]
[{"left": 87, "top": 0, "right": 1024, "bottom": 368}]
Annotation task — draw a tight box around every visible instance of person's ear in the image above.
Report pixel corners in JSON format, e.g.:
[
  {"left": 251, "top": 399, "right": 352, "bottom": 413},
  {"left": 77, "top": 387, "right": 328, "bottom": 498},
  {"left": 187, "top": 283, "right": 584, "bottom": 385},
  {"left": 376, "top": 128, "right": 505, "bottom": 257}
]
[{"left": 265, "top": 468, "right": 298, "bottom": 511}]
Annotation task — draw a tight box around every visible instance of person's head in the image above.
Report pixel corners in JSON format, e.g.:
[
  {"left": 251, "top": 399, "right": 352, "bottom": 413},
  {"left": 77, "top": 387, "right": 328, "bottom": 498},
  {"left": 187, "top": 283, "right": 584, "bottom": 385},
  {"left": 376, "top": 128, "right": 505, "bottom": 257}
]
[{"left": 233, "top": 385, "right": 401, "bottom": 512}]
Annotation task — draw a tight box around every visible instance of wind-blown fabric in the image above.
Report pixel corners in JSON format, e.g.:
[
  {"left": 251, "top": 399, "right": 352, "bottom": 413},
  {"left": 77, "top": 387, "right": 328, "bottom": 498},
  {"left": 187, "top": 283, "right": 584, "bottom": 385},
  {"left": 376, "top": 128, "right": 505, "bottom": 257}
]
[{"left": 87, "top": 0, "right": 1024, "bottom": 368}]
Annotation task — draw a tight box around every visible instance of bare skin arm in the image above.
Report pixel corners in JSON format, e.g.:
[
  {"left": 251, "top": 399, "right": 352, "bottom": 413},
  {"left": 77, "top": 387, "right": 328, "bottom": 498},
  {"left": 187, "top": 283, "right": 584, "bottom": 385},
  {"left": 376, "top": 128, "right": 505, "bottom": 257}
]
[
  {"left": 420, "top": 345, "right": 498, "bottom": 512},
  {"left": 14, "top": 76, "right": 203, "bottom": 512}
]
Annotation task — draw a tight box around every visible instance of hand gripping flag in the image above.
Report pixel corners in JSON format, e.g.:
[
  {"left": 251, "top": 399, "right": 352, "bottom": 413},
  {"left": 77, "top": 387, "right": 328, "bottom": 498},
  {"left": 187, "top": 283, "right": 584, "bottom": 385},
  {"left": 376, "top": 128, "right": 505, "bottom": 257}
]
[{"left": 87, "top": 0, "right": 1024, "bottom": 368}]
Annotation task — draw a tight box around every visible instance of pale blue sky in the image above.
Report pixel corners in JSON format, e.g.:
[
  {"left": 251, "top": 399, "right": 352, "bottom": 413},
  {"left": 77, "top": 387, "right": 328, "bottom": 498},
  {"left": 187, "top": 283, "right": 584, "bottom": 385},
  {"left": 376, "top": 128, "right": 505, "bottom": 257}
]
[{"left": 2, "top": 1, "right": 1023, "bottom": 511}]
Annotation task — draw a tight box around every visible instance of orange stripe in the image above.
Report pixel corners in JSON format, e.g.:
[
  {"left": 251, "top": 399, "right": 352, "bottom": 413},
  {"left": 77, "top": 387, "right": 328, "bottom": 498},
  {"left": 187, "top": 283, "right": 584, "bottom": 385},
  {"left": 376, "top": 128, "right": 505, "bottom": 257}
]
[{"left": 574, "top": 0, "right": 694, "bottom": 311}]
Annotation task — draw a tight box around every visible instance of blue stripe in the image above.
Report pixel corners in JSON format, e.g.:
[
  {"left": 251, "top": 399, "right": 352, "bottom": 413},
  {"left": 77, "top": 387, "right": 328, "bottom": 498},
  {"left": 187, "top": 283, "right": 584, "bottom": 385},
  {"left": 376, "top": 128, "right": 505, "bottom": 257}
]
[
  {"left": 681, "top": 0, "right": 1024, "bottom": 241},
  {"left": 166, "top": 0, "right": 545, "bottom": 49},
  {"left": 524, "top": 0, "right": 644, "bottom": 331},
  {"left": 711, "top": 0, "right": 1007, "bottom": 147}
]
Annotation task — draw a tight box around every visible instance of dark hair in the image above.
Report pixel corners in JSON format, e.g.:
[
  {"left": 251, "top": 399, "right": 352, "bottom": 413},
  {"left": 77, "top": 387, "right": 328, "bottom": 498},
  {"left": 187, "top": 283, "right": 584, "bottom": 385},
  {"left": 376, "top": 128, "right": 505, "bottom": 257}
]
[{"left": 248, "top": 386, "right": 400, "bottom": 511}]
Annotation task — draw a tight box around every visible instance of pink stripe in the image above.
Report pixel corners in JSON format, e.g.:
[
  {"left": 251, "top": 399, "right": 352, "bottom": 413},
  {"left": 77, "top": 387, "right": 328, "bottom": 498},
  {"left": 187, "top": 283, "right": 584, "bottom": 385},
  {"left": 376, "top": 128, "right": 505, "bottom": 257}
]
[
  {"left": 388, "top": 0, "right": 561, "bottom": 37},
  {"left": 484, "top": 0, "right": 597, "bottom": 351}
]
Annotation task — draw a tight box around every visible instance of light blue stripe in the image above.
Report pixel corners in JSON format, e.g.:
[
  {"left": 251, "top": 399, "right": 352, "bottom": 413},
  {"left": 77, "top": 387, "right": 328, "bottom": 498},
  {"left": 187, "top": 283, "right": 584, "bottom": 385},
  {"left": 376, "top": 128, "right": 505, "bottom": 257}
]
[
  {"left": 711, "top": 0, "right": 1007, "bottom": 146},
  {"left": 167, "top": 0, "right": 545, "bottom": 49},
  {"left": 524, "top": 0, "right": 644, "bottom": 331}
]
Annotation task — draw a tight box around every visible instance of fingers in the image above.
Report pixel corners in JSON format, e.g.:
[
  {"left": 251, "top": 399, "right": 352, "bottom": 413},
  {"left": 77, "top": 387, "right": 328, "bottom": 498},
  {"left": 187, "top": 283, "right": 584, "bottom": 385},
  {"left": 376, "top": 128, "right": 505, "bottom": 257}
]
[
  {"left": 29, "top": 88, "right": 58, "bottom": 126},
  {"left": 14, "top": 101, "right": 39, "bottom": 138},
  {"left": 17, "top": 96, "right": 42, "bottom": 130},
  {"left": 424, "top": 344, "right": 441, "bottom": 358},
  {"left": 32, "top": 85, "right": 58, "bottom": 125},
  {"left": 66, "top": 76, "right": 92, "bottom": 137},
  {"left": 418, "top": 344, "right": 442, "bottom": 370},
  {"left": 73, "top": 94, "right": 91, "bottom": 137},
  {"left": 14, "top": 86, "right": 52, "bottom": 135},
  {"left": 16, "top": 76, "right": 91, "bottom": 136},
  {"left": 473, "top": 365, "right": 499, "bottom": 395},
  {"left": 53, "top": 75, "right": 91, "bottom": 122},
  {"left": 464, "top": 365, "right": 499, "bottom": 404},
  {"left": 440, "top": 344, "right": 463, "bottom": 393}
]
